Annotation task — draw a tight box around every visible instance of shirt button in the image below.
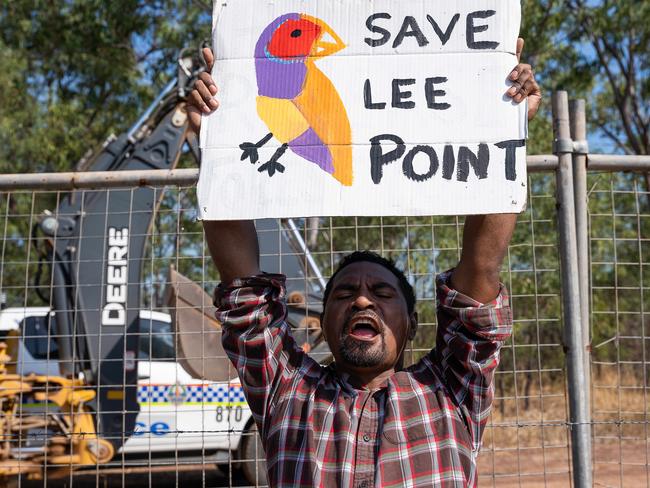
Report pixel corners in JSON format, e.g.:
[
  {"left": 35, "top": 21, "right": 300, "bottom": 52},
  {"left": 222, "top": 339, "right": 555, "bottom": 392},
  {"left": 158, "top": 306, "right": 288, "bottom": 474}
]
[{"left": 363, "top": 434, "right": 371, "bottom": 442}]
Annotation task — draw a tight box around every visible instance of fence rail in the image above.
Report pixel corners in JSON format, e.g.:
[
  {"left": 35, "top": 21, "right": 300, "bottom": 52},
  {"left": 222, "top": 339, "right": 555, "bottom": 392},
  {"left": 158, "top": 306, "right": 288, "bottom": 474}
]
[
  {"left": 1, "top": 92, "right": 650, "bottom": 487},
  {"left": 4, "top": 152, "right": 648, "bottom": 193},
  {"left": 0, "top": 156, "right": 563, "bottom": 192}
]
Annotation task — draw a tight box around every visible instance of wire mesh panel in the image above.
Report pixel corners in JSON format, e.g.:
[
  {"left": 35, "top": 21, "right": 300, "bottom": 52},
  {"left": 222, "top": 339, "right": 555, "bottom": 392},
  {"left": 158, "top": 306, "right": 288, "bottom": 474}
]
[
  {"left": 589, "top": 172, "right": 650, "bottom": 488},
  {"left": 0, "top": 186, "right": 242, "bottom": 488},
  {"left": 0, "top": 170, "right": 574, "bottom": 487},
  {"left": 478, "top": 173, "right": 571, "bottom": 487}
]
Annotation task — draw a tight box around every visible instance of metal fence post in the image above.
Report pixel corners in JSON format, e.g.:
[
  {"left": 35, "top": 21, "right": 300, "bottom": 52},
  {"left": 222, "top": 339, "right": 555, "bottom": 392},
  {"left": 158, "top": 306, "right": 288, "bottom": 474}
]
[
  {"left": 569, "top": 99, "right": 591, "bottom": 416},
  {"left": 552, "top": 91, "right": 593, "bottom": 488}
]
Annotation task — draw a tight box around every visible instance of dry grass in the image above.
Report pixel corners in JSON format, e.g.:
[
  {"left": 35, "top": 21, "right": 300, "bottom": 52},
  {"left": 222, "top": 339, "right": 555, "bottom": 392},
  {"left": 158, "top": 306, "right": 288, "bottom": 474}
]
[
  {"left": 477, "top": 368, "right": 650, "bottom": 487},
  {"left": 482, "top": 368, "right": 650, "bottom": 448}
]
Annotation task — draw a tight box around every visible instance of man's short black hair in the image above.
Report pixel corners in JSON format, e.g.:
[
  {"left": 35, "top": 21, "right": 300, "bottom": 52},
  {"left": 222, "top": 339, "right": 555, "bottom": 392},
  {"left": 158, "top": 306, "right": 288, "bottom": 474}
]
[{"left": 322, "top": 251, "right": 416, "bottom": 314}]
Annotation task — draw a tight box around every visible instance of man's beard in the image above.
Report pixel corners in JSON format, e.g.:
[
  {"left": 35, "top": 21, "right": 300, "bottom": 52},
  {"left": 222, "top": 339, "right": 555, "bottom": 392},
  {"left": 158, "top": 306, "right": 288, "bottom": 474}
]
[{"left": 338, "top": 330, "right": 386, "bottom": 367}]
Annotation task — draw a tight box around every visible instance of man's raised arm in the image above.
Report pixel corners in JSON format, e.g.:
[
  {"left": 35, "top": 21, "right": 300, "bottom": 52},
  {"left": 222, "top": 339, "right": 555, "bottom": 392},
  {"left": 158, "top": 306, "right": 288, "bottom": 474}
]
[
  {"left": 187, "top": 48, "right": 261, "bottom": 282},
  {"left": 450, "top": 213, "right": 516, "bottom": 303},
  {"left": 435, "top": 38, "right": 541, "bottom": 451},
  {"left": 203, "top": 220, "right": 260, "bottom": 284}
]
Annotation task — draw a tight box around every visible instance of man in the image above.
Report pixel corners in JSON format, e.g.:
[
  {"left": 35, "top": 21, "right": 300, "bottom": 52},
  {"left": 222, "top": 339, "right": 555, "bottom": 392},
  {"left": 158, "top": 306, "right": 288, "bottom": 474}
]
[{"left": 188, "top": 39, "right": 541, "bottom": 487}]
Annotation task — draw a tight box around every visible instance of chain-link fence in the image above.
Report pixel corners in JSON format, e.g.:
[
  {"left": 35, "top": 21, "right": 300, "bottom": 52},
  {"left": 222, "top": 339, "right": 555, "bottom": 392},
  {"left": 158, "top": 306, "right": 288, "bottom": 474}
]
[
  {"left": 0, "top": 93, "right": 649, "bottom": 487},
  {"left": 1, "top": 172, "right": 571, "bottom": 488}
]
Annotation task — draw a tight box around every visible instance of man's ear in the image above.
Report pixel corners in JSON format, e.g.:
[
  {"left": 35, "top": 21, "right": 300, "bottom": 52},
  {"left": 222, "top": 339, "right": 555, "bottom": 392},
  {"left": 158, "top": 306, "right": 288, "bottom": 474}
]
[
  {"left": 320, "top": 312, "right": 327, "bottom": 342},
  {"left": 408, "top": 311, "right": 419, "bottom": 341}
]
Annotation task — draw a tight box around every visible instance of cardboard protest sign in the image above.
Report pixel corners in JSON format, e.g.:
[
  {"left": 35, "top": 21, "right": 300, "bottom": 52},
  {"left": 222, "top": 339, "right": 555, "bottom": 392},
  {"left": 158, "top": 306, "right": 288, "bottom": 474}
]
[{"left": 198, "top": 0, "right": 527, "bottom": 220}]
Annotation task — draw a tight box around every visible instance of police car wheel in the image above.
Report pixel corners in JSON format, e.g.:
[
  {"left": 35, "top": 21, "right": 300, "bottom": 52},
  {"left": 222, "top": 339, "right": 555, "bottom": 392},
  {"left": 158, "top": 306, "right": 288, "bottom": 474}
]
[{"left": 241, "top": 424, "right": 268, "bottom": 487}]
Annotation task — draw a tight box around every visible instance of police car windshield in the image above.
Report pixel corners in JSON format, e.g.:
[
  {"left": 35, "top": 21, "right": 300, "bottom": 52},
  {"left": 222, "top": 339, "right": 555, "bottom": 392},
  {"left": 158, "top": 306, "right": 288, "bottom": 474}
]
[{"left": 139, "top": 319, "right": 175, "bottom": 361}]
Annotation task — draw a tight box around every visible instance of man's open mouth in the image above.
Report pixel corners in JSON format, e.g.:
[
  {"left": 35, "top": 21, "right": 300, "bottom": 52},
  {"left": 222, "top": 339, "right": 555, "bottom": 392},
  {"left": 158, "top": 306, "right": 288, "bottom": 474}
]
[{"left": 347, "top": 313, "right": 381, "bottom": 341}]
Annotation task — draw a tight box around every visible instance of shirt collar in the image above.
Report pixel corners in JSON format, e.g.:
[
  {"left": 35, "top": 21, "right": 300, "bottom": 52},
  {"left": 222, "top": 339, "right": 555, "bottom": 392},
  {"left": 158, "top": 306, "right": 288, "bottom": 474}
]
[{"left": 327, "top": 362, "right": 391, "bottom": 394}]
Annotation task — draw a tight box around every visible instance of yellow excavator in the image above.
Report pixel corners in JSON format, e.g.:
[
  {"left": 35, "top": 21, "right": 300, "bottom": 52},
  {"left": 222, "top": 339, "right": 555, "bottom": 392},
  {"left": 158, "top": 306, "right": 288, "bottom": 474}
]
[{"left": 0, "top": 342, "right": 114, "bottom": 479}]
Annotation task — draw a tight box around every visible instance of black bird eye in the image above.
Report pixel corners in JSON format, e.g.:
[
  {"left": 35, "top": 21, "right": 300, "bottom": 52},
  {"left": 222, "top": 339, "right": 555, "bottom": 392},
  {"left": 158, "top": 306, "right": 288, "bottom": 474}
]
[{"left": 291, "top": 29, "right": 302, "bottom": 38}]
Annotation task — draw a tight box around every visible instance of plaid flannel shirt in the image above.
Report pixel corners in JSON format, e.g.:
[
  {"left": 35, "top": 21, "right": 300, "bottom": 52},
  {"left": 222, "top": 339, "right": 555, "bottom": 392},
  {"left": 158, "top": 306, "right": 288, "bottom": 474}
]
[{"left": 215, "top": 270, "right": 512, "bottom": 488}]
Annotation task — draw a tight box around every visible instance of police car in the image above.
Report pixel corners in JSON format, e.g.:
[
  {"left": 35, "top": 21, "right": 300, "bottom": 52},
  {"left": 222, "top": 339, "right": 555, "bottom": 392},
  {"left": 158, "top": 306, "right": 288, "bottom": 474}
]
[{"left": 0, "top": 307, "right": 265, "bottom": 484}]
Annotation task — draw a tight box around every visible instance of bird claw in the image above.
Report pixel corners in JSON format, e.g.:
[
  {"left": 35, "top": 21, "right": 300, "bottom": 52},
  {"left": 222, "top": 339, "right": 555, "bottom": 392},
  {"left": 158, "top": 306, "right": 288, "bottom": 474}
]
[
  {"left": 241, "top": 135, "right": 287, "bottom": 178},
  {"left": 258, "top": 161, "right": 285, "bottom": 177},
  {"left": 257, "top": 143, "right": 289, "bottom": 178},
  {"left": 239, "top": 142, "right": 260, "bottom": 165},
  {"left": 239, "top": 133, "right": 274, "bottom": 165}
]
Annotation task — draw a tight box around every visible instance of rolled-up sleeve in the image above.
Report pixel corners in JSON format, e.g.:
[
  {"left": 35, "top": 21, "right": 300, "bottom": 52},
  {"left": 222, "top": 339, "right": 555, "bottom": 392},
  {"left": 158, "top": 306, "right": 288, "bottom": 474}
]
[
  {"left": 214, "top": 273, "right": 306, "bottom": 428},
  {"left": 434, "top": 270, "right": 513, "bottom": 451}
]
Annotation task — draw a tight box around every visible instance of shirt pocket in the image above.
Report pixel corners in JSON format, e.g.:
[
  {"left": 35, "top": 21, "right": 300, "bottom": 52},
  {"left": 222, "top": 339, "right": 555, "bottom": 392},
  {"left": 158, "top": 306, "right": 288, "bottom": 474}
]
[{"left": 382, "top": 388, "right": 471, "bottom": 447}]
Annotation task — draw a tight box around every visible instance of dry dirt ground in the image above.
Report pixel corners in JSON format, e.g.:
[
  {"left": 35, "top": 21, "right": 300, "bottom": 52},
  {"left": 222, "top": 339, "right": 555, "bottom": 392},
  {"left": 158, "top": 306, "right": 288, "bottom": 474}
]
[
  {"left": 12, "top": 368, "right": 650, "bottom": 488},
  {"left": 10, "top": 443, "right": 650, "bottom": 488},
  {"left": 477, "top": 369, "right": 650, "bottom": 487},
  {"left": 478, "top": 440, "right": 650, "bottom": 487},
  {"left": 12, "top": 464, "right": 252, "bottom": 488}
]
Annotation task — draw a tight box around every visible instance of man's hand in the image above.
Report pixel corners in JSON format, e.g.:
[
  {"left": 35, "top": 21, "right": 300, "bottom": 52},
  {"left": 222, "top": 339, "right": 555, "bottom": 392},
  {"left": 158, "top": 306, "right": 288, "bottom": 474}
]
[
  {"left": 187, "top": 47, "right": 219, "bottom": 135},
  {"left": 506, "top": 38, "right": 542, "bottom": 121},
  {"left": 451, "top": 38, "right": 542, "bottom": 303}
]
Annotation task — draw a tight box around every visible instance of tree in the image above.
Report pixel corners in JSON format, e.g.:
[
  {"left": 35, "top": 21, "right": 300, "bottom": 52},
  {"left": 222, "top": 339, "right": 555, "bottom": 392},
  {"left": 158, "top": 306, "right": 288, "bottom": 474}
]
[
  {"left": 1, "top": 1, "right": 646, "bottom": 372},
  {"left": 565, "top": 0, "right": 650, "bottom": 155},
  {"left": 0, "top": 1, "right": 214, "bottom": 308},
  {"left": 0, "top": 0, "right": 211, "bottom": 174}
]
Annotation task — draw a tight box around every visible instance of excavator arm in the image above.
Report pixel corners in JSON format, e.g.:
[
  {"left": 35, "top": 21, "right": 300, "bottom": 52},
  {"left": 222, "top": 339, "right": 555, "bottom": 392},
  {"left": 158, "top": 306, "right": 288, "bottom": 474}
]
[
  {"left": 29, "top": 50, "right": 329, "bottom": 457},
  {"left": 43, "top": 102, "right": 191, "bottom": 448}
]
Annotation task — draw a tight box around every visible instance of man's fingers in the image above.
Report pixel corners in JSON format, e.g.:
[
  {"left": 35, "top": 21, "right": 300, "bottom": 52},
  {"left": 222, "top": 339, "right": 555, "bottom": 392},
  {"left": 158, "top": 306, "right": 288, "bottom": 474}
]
[
  {"left": 508, "top": 38, "right": 542, "bottom": 121},
  {"left": 507, "top": 69, "right": 533, "bottom": 97},
  {"left": 195, "top": 80, "right": 219, "bottom": 110},
  {"left": 186, "top": 47, "right": 219, "bottom": 136},
  {"left": 190, "top": 90, "right": 211, "bottom": 114},
  {"left": 509, "top": 63, "right": 532, "bottom": 81},
  {"left": 202, "top": 47, "right": 215, "bottom": 72},
  {"left": 199, "top": 72, "right": 218, "bottom": 96},
  {"left": 503, "top": 58, "right": 542, "bottom": 120},
  {"left": 514, "top": 79, "right": 539, "bottom": 102},
  {"left": 528, "top": 93, "right": 542, "bottom": 121},
  {"left": 513, "top": 66, "right": 533, "bottom": 85},
  {"left": 186, "top": 104, "right": 202, "bottom": 135},
  {"left": 507, "top": 64, "right": 533, "bottom": 95}
]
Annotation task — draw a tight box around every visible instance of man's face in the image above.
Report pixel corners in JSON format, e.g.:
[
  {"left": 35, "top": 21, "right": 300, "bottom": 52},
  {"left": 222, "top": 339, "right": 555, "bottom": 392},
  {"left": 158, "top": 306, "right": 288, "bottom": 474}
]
[{"left": 321, "top": 262, "right": 416, "bottom": 381}]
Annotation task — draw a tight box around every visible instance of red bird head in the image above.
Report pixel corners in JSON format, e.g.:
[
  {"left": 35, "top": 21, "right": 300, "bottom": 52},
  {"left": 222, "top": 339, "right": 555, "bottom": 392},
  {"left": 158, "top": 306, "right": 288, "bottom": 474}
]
[{"left": 263, "top": 14, "right": 345, "bottom": 62}]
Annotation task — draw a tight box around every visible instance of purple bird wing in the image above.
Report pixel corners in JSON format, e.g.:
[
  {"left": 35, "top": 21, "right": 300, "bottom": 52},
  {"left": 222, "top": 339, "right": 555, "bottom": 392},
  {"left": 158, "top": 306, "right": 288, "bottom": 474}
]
[
  {"left": 255, "top": 96, "right": 334, "bottom": 175},
  {"left": 289, "top": 127, "right": 334, "bottom": 175}
]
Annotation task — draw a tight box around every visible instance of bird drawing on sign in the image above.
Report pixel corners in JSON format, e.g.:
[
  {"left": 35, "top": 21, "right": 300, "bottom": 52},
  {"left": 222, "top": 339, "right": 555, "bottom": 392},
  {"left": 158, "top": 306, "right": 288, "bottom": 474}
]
[{"left": 240, "top": 13, "right": 353, "bottom": 186}]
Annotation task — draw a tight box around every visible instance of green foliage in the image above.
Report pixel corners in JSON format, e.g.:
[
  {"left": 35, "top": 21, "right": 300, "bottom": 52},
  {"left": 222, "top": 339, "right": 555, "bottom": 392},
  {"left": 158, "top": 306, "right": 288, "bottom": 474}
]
[
  {"left": 1, "top": 1, "right": 649, "bottom": 392},
  {"left": 0, "top": 0, "right": 210, "bottom": 173},
  {"left": 520, "top": 0, "right": 591, "bottom": 154},
  {"left": 564, "top": 0, "right": 650, "bottom": 154},
  {"left": 517, "top": 0, "right": 650, "bottom": 156},
  {"left": 0, "top": 1, "right": 211, "bottom": 308}
]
